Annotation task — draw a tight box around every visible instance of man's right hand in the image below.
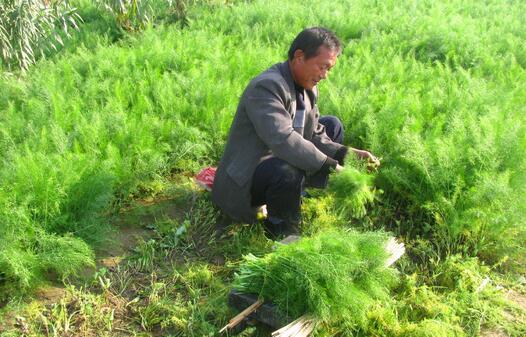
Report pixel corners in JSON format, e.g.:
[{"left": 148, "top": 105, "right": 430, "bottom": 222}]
[
  {"left": 335, "top": 164, "right": 344, "bottom": 173},
  {"left": 349, "top": 147, "right": 381, "bottom": 168}
]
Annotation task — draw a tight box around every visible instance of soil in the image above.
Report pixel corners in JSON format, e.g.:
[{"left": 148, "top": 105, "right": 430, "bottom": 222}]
[
  {"left": 481, "top": 328, "right": 508, "bottom": 337},
  {"left": 506, "top": 289, "right": 526, "bottom": 309},
  {"left": 480, "top": 288, "right": 526, "bottom": 337},
  {"left": 95, "top": 197, "right": 186, "bottom": 268}
]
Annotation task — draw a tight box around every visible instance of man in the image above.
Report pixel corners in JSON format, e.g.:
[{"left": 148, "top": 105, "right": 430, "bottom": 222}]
[{"left": 212, "top": 27, "right": 379, "bottom": 237}]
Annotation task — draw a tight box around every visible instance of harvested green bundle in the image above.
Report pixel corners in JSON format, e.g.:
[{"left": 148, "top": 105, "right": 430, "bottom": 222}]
[
  {"left": 233, "top": 230, "right": 400, "bottom": 330},
  {"left": 328, "top": 166, "right": 376, "bottom": 218}
]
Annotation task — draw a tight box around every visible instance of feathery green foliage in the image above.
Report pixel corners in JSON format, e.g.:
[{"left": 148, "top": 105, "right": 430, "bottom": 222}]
[
  {"left": 0, "top": 0, "right": 524, "bottom": 308},
  {"left": 328, "top": 164, "right": 377, "bottom": 219},
  {"left": 234, "top": 229, "right": 398, "bottom": 330}
]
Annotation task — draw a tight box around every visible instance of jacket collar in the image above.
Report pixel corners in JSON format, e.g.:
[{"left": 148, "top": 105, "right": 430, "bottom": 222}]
[
  {"left": 277, "top": 61, "right": 318, "bottom": 105},
  {"left": 277, "top": 61, "right": 296, "bottom": 97}
]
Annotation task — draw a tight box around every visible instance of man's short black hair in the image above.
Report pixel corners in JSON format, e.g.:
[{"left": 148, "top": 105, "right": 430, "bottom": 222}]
[{"left": 288, "top": 27, "right": 342, "bottom": 61}]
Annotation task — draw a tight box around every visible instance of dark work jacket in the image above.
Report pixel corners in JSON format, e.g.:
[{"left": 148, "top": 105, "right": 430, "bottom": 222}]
[{"left": 211, "top": 61, "right": 345, "bottom": 223}]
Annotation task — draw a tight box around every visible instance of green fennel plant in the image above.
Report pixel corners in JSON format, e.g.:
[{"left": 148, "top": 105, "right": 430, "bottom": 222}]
[{"left": 234, "top": 229, "right": 399, "bottom": 331}]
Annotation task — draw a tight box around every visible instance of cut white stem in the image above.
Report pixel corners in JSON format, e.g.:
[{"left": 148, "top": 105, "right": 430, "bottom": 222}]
[
  {"left": 272, "top": 315, "right": 317, "bottom": 337},
  {"left": 298, "top": 321, "right": 316, "bottom": 337},
  {"left": 384, "top": 237, "right": 405, "bottom": 267}
]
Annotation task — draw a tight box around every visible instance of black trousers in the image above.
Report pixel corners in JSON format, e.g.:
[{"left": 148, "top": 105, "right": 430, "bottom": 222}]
[{"left": 250, "top": 116, "right": 344, "bottom": 225}]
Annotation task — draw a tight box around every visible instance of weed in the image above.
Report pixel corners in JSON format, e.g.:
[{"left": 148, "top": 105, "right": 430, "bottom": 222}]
[{"left": 130, "top": 238, "right": 157, "bottom": 272}]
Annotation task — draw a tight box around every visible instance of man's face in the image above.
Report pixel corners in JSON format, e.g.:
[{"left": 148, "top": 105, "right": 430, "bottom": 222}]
[{"left": 291, "top": 45, "right": 338, "bottom": 90}]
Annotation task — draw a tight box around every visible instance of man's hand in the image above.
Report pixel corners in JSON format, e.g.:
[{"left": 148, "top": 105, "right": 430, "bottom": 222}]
[
  {"left": 335, "top": 164, "right": 344, "bottom": 173},
  {"left": 350, "top": 147, "right": 381, "bottom": 169}
]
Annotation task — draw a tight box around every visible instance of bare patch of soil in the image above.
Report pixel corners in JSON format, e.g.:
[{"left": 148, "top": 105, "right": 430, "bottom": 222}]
[
  {"left": 96, "top": 197, "right": 186, "bottom": 265},
  {"left": 480, "top": 288, "right": 526, "bottom": 337},
  {"left": 34, "top": 286, "right": 67, "bottom": 303},
  {"left": 506, "top": 289, "right": 526, "bottom": 309},
  {"left": 480, "top": 327, "right": 508, "bottom": 337}
]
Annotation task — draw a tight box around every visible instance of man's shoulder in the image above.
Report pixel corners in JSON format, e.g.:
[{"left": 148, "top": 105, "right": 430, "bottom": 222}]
[{"left": 247, "top": 62, "right": 291, "bottom": 95}]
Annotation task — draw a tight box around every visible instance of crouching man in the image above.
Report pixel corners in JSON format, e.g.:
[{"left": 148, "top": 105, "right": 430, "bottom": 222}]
[{"left": 212, "top": 27, "right": 379, "bottom": 238}]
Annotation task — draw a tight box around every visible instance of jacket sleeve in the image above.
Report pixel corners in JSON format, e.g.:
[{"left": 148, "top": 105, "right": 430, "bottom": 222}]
[
  {"left": 310, "top": 117, "right": 346, "bottom": 159},
  {"left": 245, "top": 78, "right": 329, "bottom": 175}
]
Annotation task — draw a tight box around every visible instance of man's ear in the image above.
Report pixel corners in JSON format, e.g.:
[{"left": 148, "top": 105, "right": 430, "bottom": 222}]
[{"left": 293, "top": 49, "right": 305, "bottom": 62}]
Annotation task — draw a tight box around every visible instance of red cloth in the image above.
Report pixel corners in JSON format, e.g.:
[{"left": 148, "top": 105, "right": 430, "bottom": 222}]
[{"left": 195, "top": 167, "right": 216, "bottom": 191}]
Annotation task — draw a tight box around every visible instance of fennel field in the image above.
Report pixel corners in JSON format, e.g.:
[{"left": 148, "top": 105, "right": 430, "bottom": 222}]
[{"left": 0, "top": 0, "right": 525, "bottom": 335}]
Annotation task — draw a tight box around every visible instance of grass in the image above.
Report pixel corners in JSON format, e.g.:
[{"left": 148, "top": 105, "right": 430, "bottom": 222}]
[{"left": 0, "top": 0, "right": 525, "bottom": 335}]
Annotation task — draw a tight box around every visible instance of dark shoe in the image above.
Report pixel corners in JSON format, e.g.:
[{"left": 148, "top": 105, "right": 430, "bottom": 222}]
[
  {"left": 262, "top": 219, "right": 300, "bottom": 240},
  {"left": 215, "top": 213, "right": 232, "bottom": 240}
]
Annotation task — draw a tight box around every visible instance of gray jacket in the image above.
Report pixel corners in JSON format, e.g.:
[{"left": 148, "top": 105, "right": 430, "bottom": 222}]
[{"left": 212, "top": 61, "right": 344, "bottom": 223}]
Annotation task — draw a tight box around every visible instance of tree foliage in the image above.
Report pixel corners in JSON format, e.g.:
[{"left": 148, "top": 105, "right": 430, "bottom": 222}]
[
  {"left": 0, "top": 0, "right": 81, "bottom": 71},
  {"left": 94, "top": 0, "right": 152, "bottom": 31}
]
